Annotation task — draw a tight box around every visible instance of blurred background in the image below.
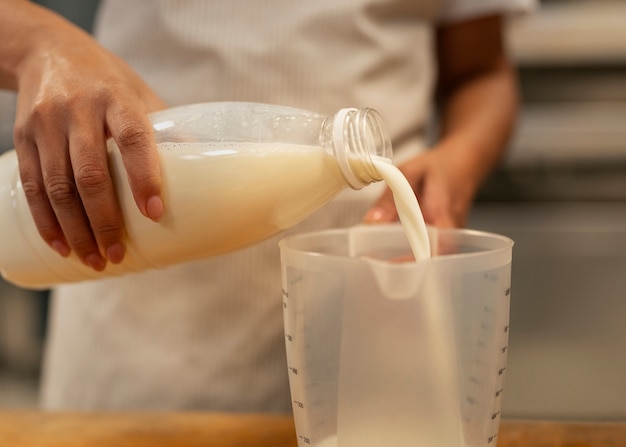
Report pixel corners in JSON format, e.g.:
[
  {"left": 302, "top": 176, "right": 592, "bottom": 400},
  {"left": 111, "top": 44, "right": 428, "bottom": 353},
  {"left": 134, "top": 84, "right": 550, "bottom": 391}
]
[{"left": 1, "top": 0, "right": 626, "bottom": 421}]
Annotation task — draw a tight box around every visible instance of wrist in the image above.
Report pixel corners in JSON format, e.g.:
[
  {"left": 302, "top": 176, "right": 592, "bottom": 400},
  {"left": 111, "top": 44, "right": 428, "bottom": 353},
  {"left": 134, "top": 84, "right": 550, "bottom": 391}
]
[
  {"left": 0, "top": 1, "right": 76, "bottom": 89},
  {"left": 433, "top": 138, "right": 495, "bottom": 195}
]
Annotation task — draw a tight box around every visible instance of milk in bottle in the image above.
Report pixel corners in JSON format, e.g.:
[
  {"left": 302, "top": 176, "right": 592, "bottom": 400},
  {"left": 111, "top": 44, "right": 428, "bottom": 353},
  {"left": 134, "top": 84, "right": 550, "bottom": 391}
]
[{"left": 0, "top": 102, "right": 404, "bottom": 289}]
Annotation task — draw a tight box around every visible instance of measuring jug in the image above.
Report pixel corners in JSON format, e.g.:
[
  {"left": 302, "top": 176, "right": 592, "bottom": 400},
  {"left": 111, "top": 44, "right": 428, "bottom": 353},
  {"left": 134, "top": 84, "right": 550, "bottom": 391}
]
[{"left": 279, "top": 224, "right": 514, "bottom": 447}]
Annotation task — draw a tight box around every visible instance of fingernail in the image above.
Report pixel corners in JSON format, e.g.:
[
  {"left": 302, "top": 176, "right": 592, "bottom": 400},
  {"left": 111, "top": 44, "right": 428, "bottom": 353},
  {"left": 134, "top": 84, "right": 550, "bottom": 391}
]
[
  {"left": 106, "top": 243, "right": 126, "bottom": 264},
  {"left": 85, "top": 253, "right": 107, "bottom": 271},
  {"left": 146, "top": 195, "right": 164, "bottom": 221},
  {"left": 51, "top": 240, "right": 71, "bottom": 257},
  {"left": 364, "top": 207, "right": 392, "bottom": 223}
]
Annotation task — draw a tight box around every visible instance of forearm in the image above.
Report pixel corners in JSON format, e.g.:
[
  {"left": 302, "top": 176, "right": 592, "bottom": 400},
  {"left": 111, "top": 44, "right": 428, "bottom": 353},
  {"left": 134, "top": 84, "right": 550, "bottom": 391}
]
[
  {"left": 435, "top": 58, "right": 519, "bottom": 194},
  {"left": 1, "top": 0, "right": 46, "bottom": 88},
  {"left": 432, "top": 12, "right": 520, "bottom": 199},
  {"left": 0, "top": 0, "right": 91, "bottom": 89}
]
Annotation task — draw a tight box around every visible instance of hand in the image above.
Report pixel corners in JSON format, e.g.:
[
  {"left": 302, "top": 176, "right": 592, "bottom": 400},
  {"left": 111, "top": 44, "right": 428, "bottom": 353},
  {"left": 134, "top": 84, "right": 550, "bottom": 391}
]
[
  {"left": 363, "top": 146, "right": 478, "bottom": 229},
  {"left": 364, "top": 14, "right": 518, "bottom": 230},
  {"left": 7, "top": 2, "right": 166, "bottom": 270}
]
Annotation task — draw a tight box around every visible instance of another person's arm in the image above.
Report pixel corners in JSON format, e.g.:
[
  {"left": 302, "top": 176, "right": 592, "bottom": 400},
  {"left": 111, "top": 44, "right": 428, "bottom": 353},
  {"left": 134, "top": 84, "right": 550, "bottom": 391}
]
[
  {"left": 0, "top": 0, "right": 166, "bottom": 270},
  {"left": 365, "top": 14, "right": 519, "bottom": 228}
]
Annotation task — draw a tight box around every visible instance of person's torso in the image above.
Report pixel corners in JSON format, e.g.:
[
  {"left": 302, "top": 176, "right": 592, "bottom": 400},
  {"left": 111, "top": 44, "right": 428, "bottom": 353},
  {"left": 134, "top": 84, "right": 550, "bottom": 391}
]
[{"left": 42, "top": 0, "right": 533, "bottom": 411}]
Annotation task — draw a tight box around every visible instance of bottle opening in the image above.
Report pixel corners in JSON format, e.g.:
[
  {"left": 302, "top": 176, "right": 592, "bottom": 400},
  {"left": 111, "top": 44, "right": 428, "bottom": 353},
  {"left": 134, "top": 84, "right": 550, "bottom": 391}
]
[{"left": 332, "top": 108, "right": 392, "bottom": 190}]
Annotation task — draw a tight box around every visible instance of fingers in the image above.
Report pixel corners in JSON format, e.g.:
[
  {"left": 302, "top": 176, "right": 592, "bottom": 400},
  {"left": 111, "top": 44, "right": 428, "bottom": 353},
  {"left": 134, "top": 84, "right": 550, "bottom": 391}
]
[
  {"left": 14, "top": 134, "right": 72, "bottom": 258},
  {"left": 67, "top": 122, "right": 126, "bottom": 265},
  {"left": 106, "top": 103, "right": 163, "bottom": 223},
  {"left": 362, "top": 155, "right": 462, "bottom": 228},
  {"left": 14, "top": 92, "right": 163, "bottom": 271},
  {"left": 16, "top": 117, "right": 126, "bottom": 270},
  {"left": 364, "top": 161, "right": 423, "bottom": 224},
  {"left": 363, "top": 187, "right": 399, "bottom": 223}
]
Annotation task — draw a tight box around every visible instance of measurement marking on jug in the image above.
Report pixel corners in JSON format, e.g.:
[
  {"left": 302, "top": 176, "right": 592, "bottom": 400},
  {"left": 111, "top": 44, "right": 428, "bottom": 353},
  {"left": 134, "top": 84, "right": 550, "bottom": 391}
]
[
  {"left": 293, "top": 400, "right": 304, "bottom": 409},
  {"left": 289, "top": 366, "right": 299, "bottom": 375},
  {"left": 501, "top": 345, "right": 507, "bottom": 353},
  {"left": 282, "top": 288, "right": 288, "bottom": 309},
  {"left": 495, "top": 388, "right": 504, "bottom": 397},
  {"left": 491, "top": 411, "right": 501, "bottom": 420},
  {"left": 488, "top": 434, "right": 497, "bottom": 444},
  {"left": 285, "top": 334, "right": 293, "bottom": 342},
  {"left": 469, "top": 375, "right": 481, "bottom": 384},
  {"left": 498, "top": 367, "right": 506, "bottom": 376},
  {"left": 285, "top": 273, "right": 304, "bottom": 287},
  {"left": 483, "top": 272, "right": 498, "bottom": 282},
  {"left": 505, "top": 287, "right": 511, "bottom": 296},
  {"left": 298, "top": 435, "right": 311, "bottom": 444}
]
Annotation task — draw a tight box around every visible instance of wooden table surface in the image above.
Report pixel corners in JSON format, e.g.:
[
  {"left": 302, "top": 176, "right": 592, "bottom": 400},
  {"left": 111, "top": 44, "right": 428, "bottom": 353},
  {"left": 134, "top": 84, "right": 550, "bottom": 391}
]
[{"left": 0, "top": 412, "right": 625, "bottom": 446}]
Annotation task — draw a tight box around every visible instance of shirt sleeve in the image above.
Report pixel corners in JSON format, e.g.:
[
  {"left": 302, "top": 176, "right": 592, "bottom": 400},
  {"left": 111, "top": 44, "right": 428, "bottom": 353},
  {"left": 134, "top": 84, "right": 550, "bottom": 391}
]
[{"left": 438, "top": 0, "right": 538, "bottom": 23}]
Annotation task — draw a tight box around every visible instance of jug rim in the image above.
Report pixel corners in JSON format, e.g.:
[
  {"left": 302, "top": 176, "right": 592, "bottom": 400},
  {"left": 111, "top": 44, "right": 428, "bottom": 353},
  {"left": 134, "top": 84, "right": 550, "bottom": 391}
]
[{"left": 279, "top": 223, "right": 514, "bottom": 269}]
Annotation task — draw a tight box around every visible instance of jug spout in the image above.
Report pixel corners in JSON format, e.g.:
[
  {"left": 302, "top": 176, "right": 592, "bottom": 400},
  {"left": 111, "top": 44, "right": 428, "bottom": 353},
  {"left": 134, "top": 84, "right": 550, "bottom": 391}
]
[
  {"left": 347, "top": 224, "right": 425, "bottom": 300},
  {"left": 363, "top": 257, "right": 426, "bottom": 300}
]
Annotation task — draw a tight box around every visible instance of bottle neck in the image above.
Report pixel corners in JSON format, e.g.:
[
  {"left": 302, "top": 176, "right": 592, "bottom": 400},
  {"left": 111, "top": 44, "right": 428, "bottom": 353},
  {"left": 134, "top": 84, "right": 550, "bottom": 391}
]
[{"left": 325, "top": 108, "right": 392, "bottom": 190}]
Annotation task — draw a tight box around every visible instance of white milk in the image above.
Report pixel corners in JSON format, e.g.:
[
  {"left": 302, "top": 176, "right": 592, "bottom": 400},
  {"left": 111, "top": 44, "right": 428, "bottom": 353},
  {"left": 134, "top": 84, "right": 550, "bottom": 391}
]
[
  {"left": 114, "top": 141, "right": 347, "bottom": 265},
  {"left": 0, "top": 142, "right": 349, "bottom": 288},
  {"left": 372, "top": 158, "right": 431, "bottom": 261}
]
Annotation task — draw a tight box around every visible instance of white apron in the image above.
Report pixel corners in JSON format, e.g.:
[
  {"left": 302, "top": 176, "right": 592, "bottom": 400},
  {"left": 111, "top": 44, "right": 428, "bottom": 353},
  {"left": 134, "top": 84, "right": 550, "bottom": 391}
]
[{"left": 40, "top": 0, "right": 535, "bottom": 411}]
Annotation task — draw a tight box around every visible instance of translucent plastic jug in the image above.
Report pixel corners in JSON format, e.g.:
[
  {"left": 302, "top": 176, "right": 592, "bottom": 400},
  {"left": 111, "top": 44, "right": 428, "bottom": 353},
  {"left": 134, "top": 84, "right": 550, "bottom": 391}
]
[
  {"left": 280, "top": 224, "right": 514, "bottom": 447},
  {"left": 0, "top": 102, "right": 391, "bottom": 289}
]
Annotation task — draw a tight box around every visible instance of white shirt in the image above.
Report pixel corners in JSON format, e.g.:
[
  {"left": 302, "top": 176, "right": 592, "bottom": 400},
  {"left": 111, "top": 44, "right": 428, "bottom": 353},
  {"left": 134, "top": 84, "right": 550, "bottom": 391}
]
[{"left": 41, "top": 0, "right": 535, "bottom": 411}]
